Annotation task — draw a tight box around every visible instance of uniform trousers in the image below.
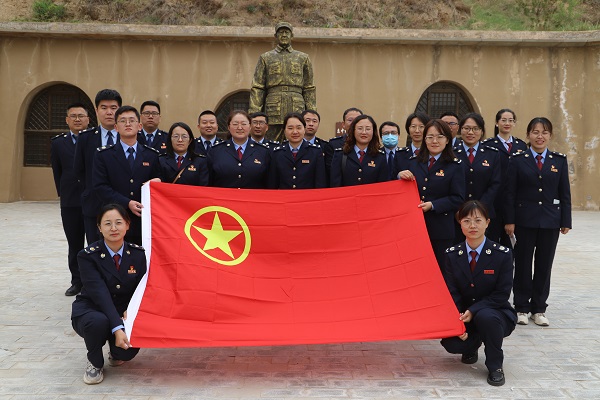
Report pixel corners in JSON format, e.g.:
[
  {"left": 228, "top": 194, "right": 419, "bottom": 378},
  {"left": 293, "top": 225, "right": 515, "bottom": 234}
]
[
  {"left": 72, "top": 311, "right": 140, "bottom": 369},
  {"left": 83, "top": 216, "right": 100, "bottom": 245},
  {"left": 430, "top": 238, "right": 453, "bottom": 275},
  {"left": 513, "top": 226, "right": 560, "bottom": 314},
  {"left": 60, "top": 207, "right": 85, "bottom": 286},
  {"left": 441, "top": 308, "right": 514, "bottom": 371}
]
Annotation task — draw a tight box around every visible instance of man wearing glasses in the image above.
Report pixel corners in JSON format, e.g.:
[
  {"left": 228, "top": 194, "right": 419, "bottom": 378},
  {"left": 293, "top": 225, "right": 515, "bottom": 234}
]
[
  {"left": 93, "top": 106, "right": 160, "bottom": 245},
  {"left": 249, "top": 112, "right": 279, "bottom": 150},
  {"left": 51, "top": 103, "right": 90, "bottom": 296},
  {"left": 137, "top": 100, "right": 167, "bottom": 153},
  {"left": 441, "top": 111, "right": 462, "bottom": 148}
]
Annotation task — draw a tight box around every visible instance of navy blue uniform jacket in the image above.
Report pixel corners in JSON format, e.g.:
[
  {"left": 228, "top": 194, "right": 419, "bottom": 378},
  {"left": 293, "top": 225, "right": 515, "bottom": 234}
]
[
  {"left": 454, "top": 145, "right": 502, "bottom": 218},
  {"left": 158, "top": 153, "right": 209, "bottom": 186},
  {"left": 504, "top": 150, "right": 572, "bottom": 229},
  {"left": 194, "top": 137, "right": 223, "bottom": 156},
  {"left": 72, "top": 241, "right": 147, "bottom": 330},
  {"left": 330, "top": 149, "right": 388, "bottom": 187},
  {"left": 392, "top": 146, "right": 415, "bottom": 178},
  {"left": 208, "top": 140, "right": 271, "bottom": 188},
  {"left": 268, "top": 141, "right": 327, "bottom": 189},
  {"left": 92, "top": 142, "right": 160, "bottom": 209},
  {"left": 405, "top": 156, "right": 465, "bottom": 240},
  {"left": 73, "top": 127, "right": 106, "bottom": 217},
  {"left": 137, "top": 129, "right": 168, "bottom": 153},
  {"left": 51, "top": 133, "right": 83, "bottom": 207},
  {"left": 444, "top": 240, "right": 517, "bottom": 323}
]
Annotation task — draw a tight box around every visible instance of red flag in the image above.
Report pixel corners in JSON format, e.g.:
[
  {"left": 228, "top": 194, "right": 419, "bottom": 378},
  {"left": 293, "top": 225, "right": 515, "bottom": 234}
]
[{"left": 125, "top": 181, "right": 463, "bottom": 347}]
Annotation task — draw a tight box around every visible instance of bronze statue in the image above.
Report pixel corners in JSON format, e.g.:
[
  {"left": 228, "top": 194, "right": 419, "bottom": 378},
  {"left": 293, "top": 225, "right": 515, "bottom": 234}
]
[{"left": 249, "top": 22, "right": 316, "bottom": 140}]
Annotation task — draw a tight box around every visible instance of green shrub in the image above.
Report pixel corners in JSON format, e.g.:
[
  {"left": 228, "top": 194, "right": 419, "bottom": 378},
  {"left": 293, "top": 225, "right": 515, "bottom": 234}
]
[{"left": 32, "top": 0, "right": 66, "bottom": 22}]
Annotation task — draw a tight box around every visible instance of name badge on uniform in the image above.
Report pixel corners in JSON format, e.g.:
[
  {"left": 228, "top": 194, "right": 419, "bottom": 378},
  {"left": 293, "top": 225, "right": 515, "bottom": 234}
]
[
  {"left": 254, "top": 159, "right": 262, "bottom": 164},
  {"left": 128, "top": 266, "right": 137, "bottom": 274},
  {"left": 553, "top": 199, "right": 560, "bottom": 205},
  {"left": 368, "top": 161, "right": 376, "bottom": 167},
  {"left": 482, "top": 160, "right": 490, "bottom": 167},
  {"left": 188, "top": 165, "right": 197, "bottom": 171},
  {"left": 436, "top": 169, "right": 445, "bottom": 177},
  {"left": 142, "top": 162, "right": 150, "bottom": 166},
  {"left": 302, "top": 159, "right": 310, "bottom": 164},
  {"left": 161, "top": 143, "right": 167, "bottom": 149},
  {"left": 551, "top": 165, "right": 558, "bottom": 172},
  {"left": 484, "top": 270, "right": 494, "bottom": 275}
]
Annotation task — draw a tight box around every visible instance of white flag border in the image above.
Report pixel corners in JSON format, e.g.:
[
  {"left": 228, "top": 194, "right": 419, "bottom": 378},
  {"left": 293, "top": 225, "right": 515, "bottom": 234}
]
[{"left": 124, "top": 181, "right": 153, "bottom": 341}]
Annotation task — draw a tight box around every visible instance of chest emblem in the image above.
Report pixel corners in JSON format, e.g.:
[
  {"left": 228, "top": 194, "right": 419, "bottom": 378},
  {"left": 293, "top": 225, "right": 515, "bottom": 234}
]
[
  {"left": 551, "top": 165, "right": 558, "bottom": 173},
  {"left": 254, "top": 159, "right": 262, "bottom": 164},
  {"left": 435, "top": 170, "right": 445, "bottom": 177},
  {"left": 368, "top": 161, "right": 376, "bottom": 167}
]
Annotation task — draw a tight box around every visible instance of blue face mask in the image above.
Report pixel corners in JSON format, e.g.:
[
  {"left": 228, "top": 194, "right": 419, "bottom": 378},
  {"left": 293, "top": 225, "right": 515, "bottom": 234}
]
[{"left": 382, "top": 134, "right": 399, "bottom": 149}]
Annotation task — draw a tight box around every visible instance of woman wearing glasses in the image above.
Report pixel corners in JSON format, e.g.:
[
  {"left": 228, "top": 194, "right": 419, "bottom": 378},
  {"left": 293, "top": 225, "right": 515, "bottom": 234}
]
[
  {"left": 208, "top": 110, "right": 271, "bottom": 188},
  {"left": 397, "top": 119, "right": 465, "bottom": 271},
  {"left": 452, "top": 113, "right": 501, "bottom": 241},
  {"left": 158, "top": 122, "right": 209, "bottom": 185},
  {"left": 330, "top": 114, "right": 388, "bottom": 187},
  {"left": 482, "top": 109, "right": 528, "bottom": 246},
  {"left": 504, "top": 117, "right": 571, "bottom": 327}
]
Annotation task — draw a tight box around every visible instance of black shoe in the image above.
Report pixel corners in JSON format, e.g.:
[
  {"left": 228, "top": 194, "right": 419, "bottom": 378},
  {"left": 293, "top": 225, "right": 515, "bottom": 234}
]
[
  {"left": 65, "top": 284, "right": 82, "bottom": 296},
  {"left": 487, "top": 368, "right": 505, "bottom": 386},
  {"left": 461, "top": 352, "right": 478, "bottom": 364}
]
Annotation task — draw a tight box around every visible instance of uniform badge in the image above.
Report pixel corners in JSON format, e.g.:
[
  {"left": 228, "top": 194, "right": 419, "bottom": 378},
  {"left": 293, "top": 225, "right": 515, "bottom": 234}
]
[
  {"left": 254, "top": 159, "right": 262, "bottom": 164},
  {"left": 499, "top": 246, "right": 505, "bottom": 251},
  {"left": 458, "top": 250, "right": 463, "bottom": 255},
  {"left": 302, "top": 159, "right": 310, "bottom": 164},
  {"left": 90, "top": 247, "right": 96, "bottom": 251},
  {"left": 551, "top": 165, "right": 558, "bottom": 172},
  {"left": 482, "top": 160, "right": 490, "bottom": 167},
  {"left": 484, "top": 270, "right": 495, "bottom": 275},
  {"left": 188, "top": 165, "right": 197, "bottom": 171},
  {"left": 128, "top": 266, "right": 137, "bottom": 274},
  {"left": 161, "top": 143, "right": 167, "bottom": 149},
  {"left": 143, "top": 162, "right": 150, "bottom": 166},
  {"left": 126, "top": 250, "right": 130, "bottom": 255},
  {"left": 368, "top": 161, "right": 376, "bottom": 167},
  {"left": 436, "top": 170, "right": 445, "bottom": 177},
  {"left": 486, "top": 249, "right": 491, "bottom": 255},
  {"left": 100, "top": 253, "right": 105, "bottom": 258}
]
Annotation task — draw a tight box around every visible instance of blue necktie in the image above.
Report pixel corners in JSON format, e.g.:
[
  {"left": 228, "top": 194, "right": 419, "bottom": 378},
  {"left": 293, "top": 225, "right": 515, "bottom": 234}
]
[
  {"left": 205, "top": 141, "right": 212, "bottom": 152},
  {"left": 388, "top": 151, "right": 394, "bottom": 179},
  {"left": 146, "top": 133, "right": 154, "bottom": 146},
  {"left": 127, "top": 147, "right": 135, "bottom": 169},
  {"left": 106, "top": 131, "right": 114, "bottom": 146}
]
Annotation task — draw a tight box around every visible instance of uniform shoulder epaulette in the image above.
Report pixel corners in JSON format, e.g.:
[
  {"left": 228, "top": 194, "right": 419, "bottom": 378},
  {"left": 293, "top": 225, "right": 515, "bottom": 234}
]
[
  {"left": 378, "top": 149, "right": 385, "bottom": 154},
  {"left": 257, "top": 142, "right": 270, "bottom": 148},
  {"left": 446, "top": 243, "right": 463, "bottom": 253},
  {"left": 333, "top": 147, "right": 343, "bottom": 152},
  {"left": 308, "top": 142, "right": 319, "bottom": 148},
  {"left": 490, "top": 242, "right": 510, "bottom": 253},
  {"left": 212, "top": 140, "right": 226, "bottom": 147},
  {"left": 398, "top": 147, "right": 410, "bottom": 152},
  {"left": 409, "top": 154, "right": 417, "bottom": 160},
  {"left": 454, "top": 147, "right": 464, "bottom": 153},
  {"left": 52, "top": 133, "right": 67, "bottom": 140},
  {"left": 549, "top": 150, "right": 566, "bottom": 158},
  {"left": 79, "top": 127, "right": 97, "bottom": 135},
  {"left": 273, "top": 146, "right": 283, "bottom": 152},
  {"left": 511, "top": 151, "right": 525, "bottom": 157},
  {"left": 158, "top": 153, "right": 168, "bottom": 158},
  {"left": 128, "top": 242, "right": 145, "bottom": 251},
  {"left": 142, "top": 144, "right": 160, "bottom": 153},
  {"left": 514, "top": 138, "right": 524, "bottom": 144},
  {"left": 482, "top": 145, "right": 499, "bottom": 152},
  {"left": 329, "top": 136, "right": 344, "bottom": 143},
  {"left": 197, "top": 153, "right": 207, "bottom": 158},
  {"left": 481, "top": 137, "right": 494, "bottom": 143},
  {"left": 97, "top": 144, "right": 115, "bottom": 152},
  {"left": 83, "top": 244, "right": 102, "bottom": 254}
]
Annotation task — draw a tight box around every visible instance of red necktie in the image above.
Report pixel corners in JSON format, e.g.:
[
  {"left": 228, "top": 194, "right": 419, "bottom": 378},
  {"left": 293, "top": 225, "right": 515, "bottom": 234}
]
[
  {"left": 469, "top": 250, "right": 477, "bottom": 273},
  {"left": 237, "top": 147, "right": 243, "bottom": 160},
  {"left": 414, "top": 149, "right": 420, "bottom": 156},
  {"left": 428, "top": 157, "right": 435, "bottom": 170},
  {"left": 292, "top": 149, "right": 298, "bottom": 159},
  {"left": 177, "top": 155, "right": 183, "bottom": 169},
  {"left": 113, "top": 254, "right": 121, "bottom": 272},
  {"left": 358, "top": 150, "right": 365, "bottom": 163},
  {"left": 506, "top": 142, "right": 513, "bottom": 153},
  {"left": 536, "top": 154, "right": 543, "bottom": 170},
  {"left": 468, "top": 148, "right": 475, "bottom": 164}
]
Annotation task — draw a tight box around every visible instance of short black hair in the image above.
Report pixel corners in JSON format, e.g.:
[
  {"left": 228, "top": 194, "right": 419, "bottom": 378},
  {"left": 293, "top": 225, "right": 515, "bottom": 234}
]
[
  {"left": 140, "top": 100, "right": 160, "bottom": 113},
  {"left": 302, "top": 109, "right": 320, "bottom": 121},
  {"left": 115, "top": 105, "right": 140, "bottom": 122},
  {"left": 379, "top": 121, "right": 400, "bottom": 137},
  {"left": 97, "top": 203, "right": 131, "bottom": 226},
  {"left": 440, "top": 111, "right": 459, "bottom": 120},
  {"left": 404, "top": 112, "right": 431, "bottom": 134},
  {"left": 249, "top": 112, "right": 268, "bottom": 124},
  {"left": 166, "top": 122, "right": 197, "bottom": 158},
  {"left": 94, "top": 89, "right": 122, "bottom": 108},
  {"left": 283, "top": 112, "right": 306, "bottom": 128},
  {"left": 66, "top": 102, "right": 89, "bottom": 115},
  {"left": 456, "top": 200, "right": 490, "bottom": 223},
  {"left": 342, "top": 107, "right": 363, "bottom": 121},
  {"left": 198, "top": 110, "right": 216, "bottom": 124}
]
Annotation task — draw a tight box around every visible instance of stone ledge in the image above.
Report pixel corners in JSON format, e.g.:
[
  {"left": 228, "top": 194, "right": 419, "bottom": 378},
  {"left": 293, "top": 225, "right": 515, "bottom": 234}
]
[{"left": 0, "top": 22, "right": 598, "bottom": 46}]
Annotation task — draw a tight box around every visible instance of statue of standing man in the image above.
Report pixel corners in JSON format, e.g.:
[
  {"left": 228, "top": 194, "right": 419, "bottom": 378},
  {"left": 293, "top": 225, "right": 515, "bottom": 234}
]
[{"left": 249, "top": 22, "right": 316, "bottom": 141}]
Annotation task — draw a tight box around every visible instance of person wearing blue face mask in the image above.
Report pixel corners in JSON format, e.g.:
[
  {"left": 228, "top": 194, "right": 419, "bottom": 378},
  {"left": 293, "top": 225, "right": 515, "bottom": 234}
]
[{"left": 379, "top": 121, "right": 402, "bottom": 180}]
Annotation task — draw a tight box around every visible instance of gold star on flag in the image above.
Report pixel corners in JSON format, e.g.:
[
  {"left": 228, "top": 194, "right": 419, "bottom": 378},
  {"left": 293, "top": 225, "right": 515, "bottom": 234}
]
[{"left": 193, "top": 212, "right": 243, "bottom": 259}]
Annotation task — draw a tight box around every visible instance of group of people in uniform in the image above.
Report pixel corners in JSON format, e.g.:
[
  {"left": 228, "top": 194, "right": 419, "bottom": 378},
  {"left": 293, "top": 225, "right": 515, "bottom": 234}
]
[{"left": 51, "top": 88, "right": 571, "bottom": 386}]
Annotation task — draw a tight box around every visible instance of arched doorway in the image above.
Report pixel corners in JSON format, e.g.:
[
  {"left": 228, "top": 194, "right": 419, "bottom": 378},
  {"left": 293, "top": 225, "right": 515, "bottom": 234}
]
[
  {"left": 215, "top": 91, "right": 250, "bottom": 138},
  {"left": 24, "top": 84, "right": 96, "bottom": 167},
  {"left": 415, "top": 81, "right": 476, "bottom": 120}
]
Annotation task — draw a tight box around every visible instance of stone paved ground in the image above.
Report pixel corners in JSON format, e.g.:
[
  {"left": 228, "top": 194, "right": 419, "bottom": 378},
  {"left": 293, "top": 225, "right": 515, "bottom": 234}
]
[{"left": 0, "top": 202, "right": 599, "bottom": 399}]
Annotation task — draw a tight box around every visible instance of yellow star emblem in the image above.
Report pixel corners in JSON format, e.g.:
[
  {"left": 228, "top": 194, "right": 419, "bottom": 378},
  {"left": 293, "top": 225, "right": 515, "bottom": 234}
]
[
  {"left": 194, "top": 212, "right": 242, "bottom": 259},
  {"left": 184, "top": 206, "right": 251, "bottom": 266}
]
